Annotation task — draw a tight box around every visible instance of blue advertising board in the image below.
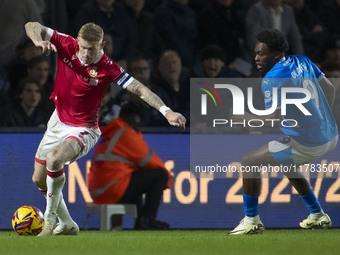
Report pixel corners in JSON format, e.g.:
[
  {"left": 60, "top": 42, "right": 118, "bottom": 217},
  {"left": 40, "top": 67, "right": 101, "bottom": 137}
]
[{"left": 0, "top": 133, "right": 339, "bottom": 230}]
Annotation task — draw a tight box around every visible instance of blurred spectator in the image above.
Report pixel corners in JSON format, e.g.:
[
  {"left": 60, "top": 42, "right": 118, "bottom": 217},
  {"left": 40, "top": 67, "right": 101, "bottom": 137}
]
[
  {"left": 127, "top": 56, "right": 152, "bottom": 87},
  {"left": 188, "top": 0, "right": 209, "bottom": 12},
  {"left": 26, "top": 56, "right": 55, "bottom": 115},
  {"left": 320, "top": 35, "right": 340, "bottom": 68},
  {"left": 285, "top": 0, "right": 328, "bottom": 62},
  {"left": 246, "top": 0, "right": 304, "bottom": 58},
  {"left": 143, "top": 0, "right": 164, "bottom": 13},
  {"left": 0, "top": 0, "right": 42, "bottom": 66},
  {"left": 101, "top": 33, "right": 126, "bottom": 99},
  {"left": 100, "top": 57, "right": 158, "bottom": 127},
  {"left": 304, "top": 0, "right": 323, "bottom": 12},
  {"left": 71, "top": 0, "right": 137, "bottom": 66},
  {"left": 98, "top": 87, "right": 120, "bottom": 126},
  {"left": 151, "top": 50, "right": 190, "bottom": 126},
  {"left": 0, "top": 77, "right": 49, "bottom": 127},
  {"left": 232, "top": 0, "right": 259, "bottom": 29},
  {"left": 103, "top": 33, "right": 114, "bottom": 59},
  {"left": 34, "top": 0, "right": 69, "bottom": 32},
  {"left": 88, "top": 104, "right": 172, "bottom": 229},
  {"left": 192, "top": 44, "right": 241, "bottom": 78},
  {"left": 114, "top": 57, "right": 159, "bottom": 127},
  {"left": 190, "top": 44, "right": 241, "bottom": 134},
  {"left": 317, "top": 0, "right": 340, "bottom": 36},
  {"left": 123, "top": 0, "right": 165, "bottom": 61},
  {"left": 7, "top": 39, "right": 42, "bottom": 99},
  {"left": 127, "top": 57, "right": 160, "bottom": 127},
  {"left": 197, "top": 0, "right": 245, "bottom": 66},
  {"left": 66, "top": 0, "right": 88, "bottom": 29},
  {"left": 153, "top": 0, "right": 200, "bottom": 68},
  {"left": 98, "top": 32, "right": 122, "bottom": 126}
]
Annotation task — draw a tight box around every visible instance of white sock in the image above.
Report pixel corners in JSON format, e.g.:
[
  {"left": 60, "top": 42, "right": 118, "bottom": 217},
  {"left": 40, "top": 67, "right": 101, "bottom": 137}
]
[
  {"left": 57, "top": 194, "right": 74, "bottom": 225},
  {"left": 245, "top": 215, "right": 260, "bottom": 224},
  {"left": 39, "top": 188, "right": 73, "bottom": 225},
  {"left": 45, "top": 171, "right": 65, "bottom": 226},
  {"left": 310, "top": 210, "right": 325, "bottom": 220}
]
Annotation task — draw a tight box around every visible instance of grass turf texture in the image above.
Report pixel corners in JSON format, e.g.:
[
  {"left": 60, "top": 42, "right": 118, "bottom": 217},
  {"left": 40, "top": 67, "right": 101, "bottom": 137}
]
[{"left": 1, "top": 229, "right": 340, "bottom": 255}]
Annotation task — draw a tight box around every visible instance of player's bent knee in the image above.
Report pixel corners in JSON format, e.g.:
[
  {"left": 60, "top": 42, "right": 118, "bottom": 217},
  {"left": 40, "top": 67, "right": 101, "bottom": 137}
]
[
  {"left": 46, "top": 150, "right": 64, "bottom": 170},
  {"left": 32, "top": 175, "right": 46, "bottom": 190}
]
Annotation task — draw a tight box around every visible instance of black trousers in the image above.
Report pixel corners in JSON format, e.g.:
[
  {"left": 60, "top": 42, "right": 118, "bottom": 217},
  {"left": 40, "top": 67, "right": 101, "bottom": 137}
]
[{"left": 118, "top": 167, "right": 168, "bottom": 219}]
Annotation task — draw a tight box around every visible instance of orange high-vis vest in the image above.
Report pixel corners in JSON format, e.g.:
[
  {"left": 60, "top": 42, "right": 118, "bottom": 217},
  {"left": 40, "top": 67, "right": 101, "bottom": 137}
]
[{"left": 88, "top": 117, "right": 172, "bottom": 204}]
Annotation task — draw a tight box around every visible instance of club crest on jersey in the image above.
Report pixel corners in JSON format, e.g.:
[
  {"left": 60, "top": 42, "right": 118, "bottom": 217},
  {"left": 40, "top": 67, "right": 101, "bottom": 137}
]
[{"left": 89, "top": 66, "right": 98, "bottom": 77}]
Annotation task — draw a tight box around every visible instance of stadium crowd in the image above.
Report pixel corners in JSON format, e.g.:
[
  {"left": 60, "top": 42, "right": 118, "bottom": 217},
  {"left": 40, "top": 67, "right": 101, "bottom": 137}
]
[{"left": 0, "top": 0, "right": 339, "bottom": 129}]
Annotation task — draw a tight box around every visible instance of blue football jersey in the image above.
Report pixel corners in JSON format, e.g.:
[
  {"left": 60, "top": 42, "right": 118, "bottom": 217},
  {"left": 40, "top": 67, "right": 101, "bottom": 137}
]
[{"left": 262, "top": 55, "right": 338, "bottom": 146}]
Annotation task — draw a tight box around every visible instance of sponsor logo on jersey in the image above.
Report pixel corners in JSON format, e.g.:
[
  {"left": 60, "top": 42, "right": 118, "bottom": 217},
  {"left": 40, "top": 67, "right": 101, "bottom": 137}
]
[{"left": 90, "top": 78, "right": 99, "bottom": 86}]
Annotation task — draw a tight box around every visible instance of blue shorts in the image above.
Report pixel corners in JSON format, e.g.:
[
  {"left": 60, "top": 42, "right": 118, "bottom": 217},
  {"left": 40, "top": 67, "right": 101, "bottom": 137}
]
[{"left": 268, "top": 135, "right": 338, "bottom": 165}]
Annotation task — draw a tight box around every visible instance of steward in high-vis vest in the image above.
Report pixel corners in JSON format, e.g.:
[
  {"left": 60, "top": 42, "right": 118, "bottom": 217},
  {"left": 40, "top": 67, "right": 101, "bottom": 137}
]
[{"left": 88, "top": 104, "right": 172, "bottom": 229}]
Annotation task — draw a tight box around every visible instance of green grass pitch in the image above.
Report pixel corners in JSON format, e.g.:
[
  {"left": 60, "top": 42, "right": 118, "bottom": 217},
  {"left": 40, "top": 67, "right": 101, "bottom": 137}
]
[{"left": 1, "top": 229, "right": 340, "bottom": 255}]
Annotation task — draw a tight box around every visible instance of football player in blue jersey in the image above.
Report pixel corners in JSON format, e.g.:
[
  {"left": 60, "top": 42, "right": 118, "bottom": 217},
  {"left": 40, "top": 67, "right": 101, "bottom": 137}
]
[{"left": 230, "top": 29, "right": 338, "bottom": 235}]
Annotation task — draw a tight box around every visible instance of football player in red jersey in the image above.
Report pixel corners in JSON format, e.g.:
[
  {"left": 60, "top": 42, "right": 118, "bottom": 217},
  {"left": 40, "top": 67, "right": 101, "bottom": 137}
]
[{"left": 25, "top": 22, "right": 186, "bottom": 236}]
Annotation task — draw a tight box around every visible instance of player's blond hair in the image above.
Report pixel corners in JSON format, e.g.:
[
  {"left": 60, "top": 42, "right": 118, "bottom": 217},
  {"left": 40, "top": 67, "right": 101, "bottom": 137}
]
[{"left": 78, "top": 23, "right": 104, "bottom": 43}]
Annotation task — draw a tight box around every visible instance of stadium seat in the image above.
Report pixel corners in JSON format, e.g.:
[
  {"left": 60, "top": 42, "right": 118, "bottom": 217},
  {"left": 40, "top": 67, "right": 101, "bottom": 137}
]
[{"left": 84, "top": 203, "right": 138, "bottom": 231}]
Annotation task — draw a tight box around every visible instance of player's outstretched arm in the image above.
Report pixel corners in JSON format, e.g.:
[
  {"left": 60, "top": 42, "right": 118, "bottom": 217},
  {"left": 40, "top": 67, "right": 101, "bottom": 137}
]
[
  {"left": 25, "top": 22, "right": 57, "bottom": 56},
  {"left": 319, "top": 77, "right": 335, "bottom": 108},
  {"left": 126, "top": 80, "right": 186, "bottom": 129}
]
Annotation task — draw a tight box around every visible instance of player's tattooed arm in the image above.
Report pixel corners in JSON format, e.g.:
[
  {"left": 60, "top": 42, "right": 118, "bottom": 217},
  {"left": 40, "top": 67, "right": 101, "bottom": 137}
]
[
  {"left": 25, "top": 22, "right": 47, "bottom": 42},
  {"left": 126, "top": 80, "right": 165, "bottom": 110},
  {"left": 25, "top": 22, "right": 57, "bottom": 56},
  {"left": 126, "top": 80, "right": 186, "bottom": 129}
]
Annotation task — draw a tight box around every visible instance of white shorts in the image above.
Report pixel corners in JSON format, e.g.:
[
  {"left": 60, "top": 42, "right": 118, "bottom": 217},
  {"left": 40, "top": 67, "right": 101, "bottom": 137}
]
[
  {"left": 35, "top": 110, "right": 101, "bottom": 164},
  {"left": 268, "top": 135, "right": 338, "bottom": 165}
]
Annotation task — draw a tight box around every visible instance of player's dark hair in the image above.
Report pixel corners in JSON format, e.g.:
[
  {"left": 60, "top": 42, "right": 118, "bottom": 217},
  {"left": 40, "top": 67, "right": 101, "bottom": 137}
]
[{"left": 256, "top": 29, "right": 289, "bottom": 53}]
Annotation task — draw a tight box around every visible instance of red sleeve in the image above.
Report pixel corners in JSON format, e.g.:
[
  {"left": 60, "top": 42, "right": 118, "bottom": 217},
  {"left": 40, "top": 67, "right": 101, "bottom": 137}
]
[{"left": 105, "top": 60, "right": 134, "bottom": 89}]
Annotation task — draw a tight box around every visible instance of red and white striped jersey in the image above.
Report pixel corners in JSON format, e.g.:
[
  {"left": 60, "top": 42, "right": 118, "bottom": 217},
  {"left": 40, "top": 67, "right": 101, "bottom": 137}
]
[{"left": 45, "top": 28, "right": 134, "bottom": 128}]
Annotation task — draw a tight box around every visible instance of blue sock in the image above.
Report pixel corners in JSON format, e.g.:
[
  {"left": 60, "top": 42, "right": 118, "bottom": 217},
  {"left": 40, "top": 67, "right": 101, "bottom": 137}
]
[
  {"left": 243, "top": 194, "right": 258, "bottom": 217},
  {"left": 300, "top": 191, "right": 322, "bottom": 214}
]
